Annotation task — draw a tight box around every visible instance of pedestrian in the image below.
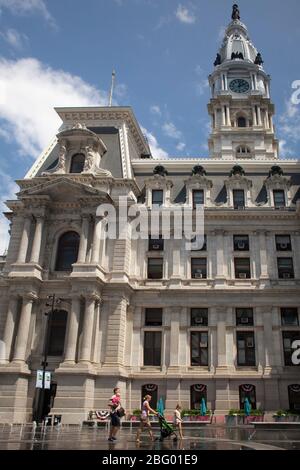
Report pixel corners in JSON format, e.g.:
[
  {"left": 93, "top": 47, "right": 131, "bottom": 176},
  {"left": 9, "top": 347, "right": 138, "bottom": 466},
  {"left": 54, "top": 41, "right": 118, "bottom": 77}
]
[
  {"left": 136, "top": 394, "right": 158, "bottom": 442},
  {"left": 173, "top": 404, "right": 183, "bottom": 440},
  {"left": 108, "top": 387, "right": 122, "bottom": 442}
]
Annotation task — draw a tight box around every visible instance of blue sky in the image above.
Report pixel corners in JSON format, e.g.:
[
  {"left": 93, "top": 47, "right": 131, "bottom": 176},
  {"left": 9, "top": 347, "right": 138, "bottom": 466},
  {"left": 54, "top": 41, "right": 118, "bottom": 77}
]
[{"left": 0, "top": 0, "right": 300, "bottom": 252}]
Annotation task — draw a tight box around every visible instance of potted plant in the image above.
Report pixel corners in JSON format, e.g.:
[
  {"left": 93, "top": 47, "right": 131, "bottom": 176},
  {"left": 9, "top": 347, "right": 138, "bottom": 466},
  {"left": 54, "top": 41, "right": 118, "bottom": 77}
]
[{"left": 273, "top": 410, "right": 300, "bottom": 422}]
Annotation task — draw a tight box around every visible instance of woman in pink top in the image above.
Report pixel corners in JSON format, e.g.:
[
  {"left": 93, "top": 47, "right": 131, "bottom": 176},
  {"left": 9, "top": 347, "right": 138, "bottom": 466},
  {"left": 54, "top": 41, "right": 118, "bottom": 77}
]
[{"left": 136, "top": 395, "right": 158, "bottom": 442}]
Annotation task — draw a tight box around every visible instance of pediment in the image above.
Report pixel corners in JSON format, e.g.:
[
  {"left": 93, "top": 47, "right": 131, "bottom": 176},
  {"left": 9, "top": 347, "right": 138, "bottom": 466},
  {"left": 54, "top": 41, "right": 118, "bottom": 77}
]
[{"left": 18, "top": 177, "right": 110, "bottom": 203}]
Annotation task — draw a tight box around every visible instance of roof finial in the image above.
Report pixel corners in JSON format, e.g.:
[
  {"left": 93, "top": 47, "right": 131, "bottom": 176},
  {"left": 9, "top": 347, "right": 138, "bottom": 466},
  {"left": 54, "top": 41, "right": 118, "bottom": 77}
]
[
  {"left": 108, "top": 69, "right": 116, "bottom": 107},
  {"left": 232, "top": 4, "right": 240, "bottom": 21}
]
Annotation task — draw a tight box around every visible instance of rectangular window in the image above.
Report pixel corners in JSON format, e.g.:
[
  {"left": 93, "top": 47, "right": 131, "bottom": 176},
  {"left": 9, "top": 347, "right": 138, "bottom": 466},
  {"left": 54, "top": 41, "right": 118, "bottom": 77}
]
[
  {"left": 275, "top": 235, "right": 292, "bottom": 251},
  {"left": 191, "top": 308, "right": 208, "bottom": 326},
  {"left": 191, "top": 258, "right": 207, "bottom": 279},
  {"left": 144, "top": 331, "right": 162, "bottom": 366},
  {"left": 145, "top": 308, "right": 163, "bottom": 326},
  {"left": 237, "top": 331, "right": 256, "bottom": 366},
  {"left": 236, "top": 308, "right": 254, "bottom": 326},
  {"left": 273, "top": 189, "right": 286, "bottom": 209},
  {"left": 192, "top": 190, "right": 204, "bottom": 209},
  {"left": 281, "top": 308, "right": 299, "bottom": 326},
  {"left": 234, "top": 258, "right": 251, "bottom": 279},
  {"left": 190, "top": 331, "right": 208, "bottom": 366},
  {"left": 152, "top": 190, "right": 163, "bottom": 207},
  {"left": 191, "top": 234, "right": 207, "bottom": 251},
  {"left": 148, "top": 235, "right": 164, "bottom": 251},
  {"left": 277, "top": 257, "right": 294, "bottom": 279},
  {"left": 233, "top": 189, "right": 245, "bottom": 209},
  {"left": 233, "top": 235, "right": 249, "bottom": 251},
  {"left": 282, "top": 331, "right": 300, "bottom": 366},
  {"left": 147, "top": 258, "right": 163, "bottom": 279}
]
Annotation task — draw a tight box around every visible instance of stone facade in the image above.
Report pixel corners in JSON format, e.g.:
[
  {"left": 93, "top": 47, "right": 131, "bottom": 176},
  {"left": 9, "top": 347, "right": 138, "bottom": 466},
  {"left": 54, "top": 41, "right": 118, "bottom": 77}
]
[{"left": 0, "top": 7, "right": 300, "bottom": 423}]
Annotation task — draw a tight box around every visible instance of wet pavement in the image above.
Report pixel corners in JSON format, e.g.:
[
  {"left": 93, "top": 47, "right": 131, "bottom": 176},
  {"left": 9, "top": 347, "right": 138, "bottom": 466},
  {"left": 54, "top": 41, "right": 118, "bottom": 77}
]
[{"left": 0, "top": 424, "right": 299, "bottom": 450}]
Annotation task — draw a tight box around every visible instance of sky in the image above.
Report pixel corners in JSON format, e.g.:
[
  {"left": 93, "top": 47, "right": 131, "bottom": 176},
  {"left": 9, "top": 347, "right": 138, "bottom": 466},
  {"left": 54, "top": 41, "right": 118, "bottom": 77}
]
[{"left": 0, "top": 0, "right": 300, "bottom": 253}]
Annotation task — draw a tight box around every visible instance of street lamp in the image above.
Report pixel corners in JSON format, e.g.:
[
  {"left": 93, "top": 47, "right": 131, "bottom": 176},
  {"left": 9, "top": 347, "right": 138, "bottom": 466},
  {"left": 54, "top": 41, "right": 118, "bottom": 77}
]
[{"left": 36, "top": 294, "right": 61, "bottom": 425}]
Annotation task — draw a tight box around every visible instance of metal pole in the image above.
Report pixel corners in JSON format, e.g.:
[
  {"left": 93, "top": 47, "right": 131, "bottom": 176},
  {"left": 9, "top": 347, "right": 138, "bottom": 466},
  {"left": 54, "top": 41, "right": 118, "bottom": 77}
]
[
  {"left": 109, "top": 70, "right": 116, "bottom": 107},
  {"left": 37, "top": 294, "right": 55, "bottom": 424}
]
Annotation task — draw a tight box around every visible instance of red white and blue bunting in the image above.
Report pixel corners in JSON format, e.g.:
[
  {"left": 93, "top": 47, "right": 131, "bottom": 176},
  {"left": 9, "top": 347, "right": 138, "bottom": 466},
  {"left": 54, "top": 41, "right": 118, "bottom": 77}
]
[
  {"left": 289, "top": 384, "right": 300, "bottom": 393},
  {"left": 193, "top": 384, "right": 207, "bottom": 392},
  {"left": 241, "top": 384, "right": 255, "bottom": 392},
  {"left": 144, "top": 384, "right": 157, "bottom": 392}
]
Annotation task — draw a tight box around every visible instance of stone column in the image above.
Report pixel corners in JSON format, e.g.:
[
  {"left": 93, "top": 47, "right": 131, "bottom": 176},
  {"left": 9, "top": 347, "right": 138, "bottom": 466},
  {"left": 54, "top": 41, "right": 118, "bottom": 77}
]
[
  {"left": 17, "top": 216, "right": 32, "bottom": 263},
  {"left": 226, "top": 105, "right": 231, "bottom": 126},
  {"left": 30, "top": 216, "right": 44, "bottom": 264},
  {"left": 64, "top": 296, "right": 81, "bottom": 363},
  {"left": 169, "top": 308, "right": 180, "bottom": 367},
  {"left": 252, "top": 106, "right": 258, "bottom": 126},
  {"left": 171, "top": 239, "right": 181, "bottom": 278},
  {"left": 216, "top": 310, "right": 227, "bottom": 369},
  {"left": 257, "top": 106, "right": 262, "bottom": 126},
  {"left": 91, "top": 217, "right": 103, "bottom": 264},
  {"left": 12, "top": 294, "right": 35, "bottom": 362},
  {"left": 77, "top": 215, "right": 90, "bottom": 263},
  {"left": 258, "top": 230, "right": 269, "bottom": 279},
  {"left": 214, "top": 230, "right": 226, "bottom": 282},
  {"left": 1, "top": 296, "right": 19, "bottom": 363},
  {"left": 79, "top": 295, "right": 97, "bottom": 363},
  {"left": 262, "top": 309, "right": 273, "bottom": 371},
  {"left": 221, "top": 106, "right": 226, "bottom": 126}
]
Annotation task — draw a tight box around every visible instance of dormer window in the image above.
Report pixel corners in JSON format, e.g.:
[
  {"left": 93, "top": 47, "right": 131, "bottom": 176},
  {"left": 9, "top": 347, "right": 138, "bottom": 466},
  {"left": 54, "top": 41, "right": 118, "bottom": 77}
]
[
  {"left": 152, "top": 190, "right": 164, "bottom": 207},
  {"left": 233, "top": 189, "right": 245, "bottom": 210},
  {"left": 192, "top": 189, "right": 204, "bottom": 209},
  {"left": 273, "top": 190, "right": 286, "bottom": 209},
  {"left": 237, "top": 116, "right": 247, "bottom": 128},
  {"left": 70, "top": 153, "right": 85, "bottom": 173}
]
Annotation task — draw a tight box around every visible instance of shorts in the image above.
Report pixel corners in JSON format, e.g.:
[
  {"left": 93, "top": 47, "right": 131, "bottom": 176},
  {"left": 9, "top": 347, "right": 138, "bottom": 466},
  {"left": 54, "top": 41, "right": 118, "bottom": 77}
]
[{"left": 110, "top": 412, "right": 121, "bottom": 427}]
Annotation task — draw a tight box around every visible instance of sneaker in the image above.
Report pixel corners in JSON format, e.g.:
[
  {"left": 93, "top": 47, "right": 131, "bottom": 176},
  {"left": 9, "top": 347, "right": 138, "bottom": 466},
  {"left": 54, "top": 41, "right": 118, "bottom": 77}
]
[
  {"left": 108, "top": 438, "right": 114, "bottom": 442},
  {"left": 112, "top": 437, "right": 117, "bottom": 441}
]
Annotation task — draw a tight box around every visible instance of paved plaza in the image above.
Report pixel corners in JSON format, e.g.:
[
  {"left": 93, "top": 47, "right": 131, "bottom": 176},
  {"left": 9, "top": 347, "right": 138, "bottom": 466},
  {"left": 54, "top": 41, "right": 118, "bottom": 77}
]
[{"left": 0, "top": 424, "right": 299, "bottom": 451}]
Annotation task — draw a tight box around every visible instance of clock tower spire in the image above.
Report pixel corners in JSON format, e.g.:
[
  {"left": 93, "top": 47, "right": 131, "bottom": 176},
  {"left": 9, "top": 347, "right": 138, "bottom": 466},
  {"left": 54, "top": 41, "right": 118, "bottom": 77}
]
[{"left": 208, "top": 4, "right": 278, "bottom": 160}]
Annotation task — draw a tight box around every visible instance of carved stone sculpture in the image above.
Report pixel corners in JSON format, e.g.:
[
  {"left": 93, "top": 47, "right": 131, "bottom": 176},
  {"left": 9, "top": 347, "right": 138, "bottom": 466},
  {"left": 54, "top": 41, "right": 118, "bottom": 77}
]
[{"left": 232, "top": 4, "right": 240, "bottom": 20}]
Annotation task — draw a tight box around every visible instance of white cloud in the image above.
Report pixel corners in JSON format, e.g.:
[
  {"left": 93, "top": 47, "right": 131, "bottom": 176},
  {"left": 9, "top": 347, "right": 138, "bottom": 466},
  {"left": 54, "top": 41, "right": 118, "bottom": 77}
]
[
  {"left": 0, "top": 0, "right": 55, "bottom": 26},
  {"left": 0, "top": 57, "right": 108, "bottom": 158},
  {"left": 141, "top": 127, "right": 168, "bottom": 159},
  {"left": 0, "top": 169, "right": 18, "bottom": 254},
  {"left": 176, "top": 142, "right": 186, "bottom": 152},
  {"left": 278, "top": 96, "right": 300, "bottom": 155},
  {"left": 162, "top": 121, "right": 182, "bottom": 140},
  {"left": 175, "top": 4, "right": 196, "bottom": 24},
  {"left": 150, "top": 105, "right": 161, "bottom": 116},
  {"left": 0, "top": 28, "right": 29, "bottom": 49}
]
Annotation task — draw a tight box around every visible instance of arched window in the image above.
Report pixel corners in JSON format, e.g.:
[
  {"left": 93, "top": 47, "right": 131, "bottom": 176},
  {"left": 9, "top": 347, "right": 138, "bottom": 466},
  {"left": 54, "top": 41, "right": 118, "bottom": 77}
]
[
  {"left": 55, "top": 231, "right": 80, "bottom": 271},
  {"left": 288, "top": 384, "right": 300, "bottom": 411},
  {"left": 236, "top": 145, "right": 251, "bottom": 157},
  {"left": 190, "top": 384, "right": 207, "bottom": 410},
  {"left": 70, "top": 153, "right": 85, "bottom": 173},
  {"left": 237, "top": 116, "right": 247, "bottom": 127},
  {"left": 239, "top": 384, "right": 256, "bottom": 410},
  {"left": 141, "top": 384, "right": 158, "bottom": 410},
  {"left": 48, "top": 310, "right": 68, "bottom": 356}
]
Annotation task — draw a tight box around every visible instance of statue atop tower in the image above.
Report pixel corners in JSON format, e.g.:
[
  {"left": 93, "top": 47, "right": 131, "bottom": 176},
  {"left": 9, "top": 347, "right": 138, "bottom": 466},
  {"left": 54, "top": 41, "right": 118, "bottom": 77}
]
[{"left": 232, "top": 4, "right": 240, "bottom": 21}]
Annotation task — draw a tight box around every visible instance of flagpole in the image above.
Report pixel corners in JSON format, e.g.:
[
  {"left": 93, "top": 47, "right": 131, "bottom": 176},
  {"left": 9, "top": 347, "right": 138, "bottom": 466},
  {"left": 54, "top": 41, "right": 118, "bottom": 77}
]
[{"left": 109, "top": 70, "right": 116, "bottom": 107}]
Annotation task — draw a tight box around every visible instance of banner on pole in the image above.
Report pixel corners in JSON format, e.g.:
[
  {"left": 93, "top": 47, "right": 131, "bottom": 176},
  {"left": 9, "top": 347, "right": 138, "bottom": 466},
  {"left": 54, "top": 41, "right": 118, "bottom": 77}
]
[{"left": 36, "top": 370, "right": 51, "bottom": 389}]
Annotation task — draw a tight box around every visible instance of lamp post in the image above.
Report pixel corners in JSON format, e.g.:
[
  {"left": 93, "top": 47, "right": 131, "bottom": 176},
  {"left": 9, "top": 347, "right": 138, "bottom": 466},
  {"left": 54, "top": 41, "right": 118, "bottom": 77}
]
[{"left": 36, "top": 294, "right": 61, "bottom": 425}]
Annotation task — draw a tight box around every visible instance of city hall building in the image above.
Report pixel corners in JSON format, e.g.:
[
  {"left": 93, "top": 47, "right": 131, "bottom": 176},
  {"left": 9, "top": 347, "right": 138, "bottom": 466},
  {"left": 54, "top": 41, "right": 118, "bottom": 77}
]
[{"left": 0, "top": 5, "right": 300, "bottom": 423}]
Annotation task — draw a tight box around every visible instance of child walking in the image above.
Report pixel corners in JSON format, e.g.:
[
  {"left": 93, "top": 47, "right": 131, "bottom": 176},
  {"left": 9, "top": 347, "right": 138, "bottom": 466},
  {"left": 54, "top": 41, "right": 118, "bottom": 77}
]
[{"left": 173, "top": 404, "right": 183, "bottom": 440}]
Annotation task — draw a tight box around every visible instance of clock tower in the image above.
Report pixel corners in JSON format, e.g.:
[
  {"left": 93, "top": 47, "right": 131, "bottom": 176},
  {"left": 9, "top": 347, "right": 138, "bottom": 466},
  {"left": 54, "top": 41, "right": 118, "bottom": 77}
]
[{"left": 208, "top": 4, "right": 279, "bottom": 160}]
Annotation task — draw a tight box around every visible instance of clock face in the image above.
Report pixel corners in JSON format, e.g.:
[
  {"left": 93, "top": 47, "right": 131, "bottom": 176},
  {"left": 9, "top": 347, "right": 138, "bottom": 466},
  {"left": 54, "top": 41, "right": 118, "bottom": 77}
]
[{"left": 229, "top": 79, "right": 250, "bottom": 93}]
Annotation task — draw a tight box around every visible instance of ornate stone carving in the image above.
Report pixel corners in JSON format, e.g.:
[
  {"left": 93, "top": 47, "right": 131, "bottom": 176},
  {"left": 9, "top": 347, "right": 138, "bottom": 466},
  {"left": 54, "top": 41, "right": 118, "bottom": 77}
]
[{"left": 232, "top": 4, "right": 240, "bottom": 21}]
